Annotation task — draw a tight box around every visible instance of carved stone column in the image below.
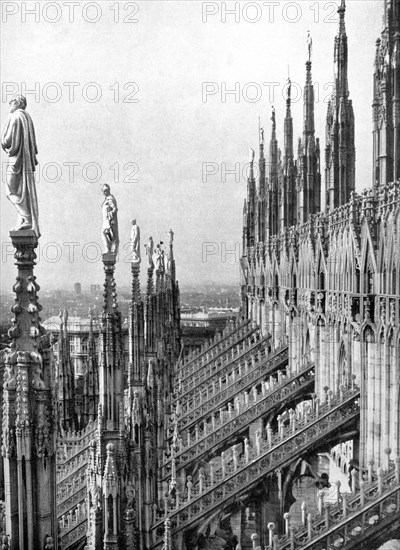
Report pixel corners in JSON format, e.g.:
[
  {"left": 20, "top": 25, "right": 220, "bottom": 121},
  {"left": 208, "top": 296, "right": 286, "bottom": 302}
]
[
  {"left": 123, "top": 509, "right": 136, "bottom": 549},
  {"left": 99, "top": 252, "right": 122, "bottom": 430},
  {"left": 2, "top": 230, "right": 57, "bottom": 550}
]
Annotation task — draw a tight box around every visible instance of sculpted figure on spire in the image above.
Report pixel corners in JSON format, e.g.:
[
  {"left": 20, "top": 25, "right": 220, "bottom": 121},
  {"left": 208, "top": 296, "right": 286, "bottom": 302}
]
[
  {"left": 1, "top": 95, "right": 40, "bottom": 236},
  {"left": 130, "top": 219, "right": 141, "bottom": 264},
  {"left": 286, "top": 77, "right": 291, "bottom": 101},
  {"left": 102, "top": 184, "right": 119, "bottom": 254},
  {"left": 154, "top": 242, "right": 165, "bottom": 273},
  {"left": 306, "top": 30, "right": 313, "bottom": 62},
  {"left": 144, "top": 236, "right": 154, "bottom": 268}
]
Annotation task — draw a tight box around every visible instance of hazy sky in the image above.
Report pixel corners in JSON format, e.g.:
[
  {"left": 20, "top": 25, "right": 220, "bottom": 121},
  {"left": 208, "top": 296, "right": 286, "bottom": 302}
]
[{"left": 0, "top": 0, "right": 383, "bottom": 292}]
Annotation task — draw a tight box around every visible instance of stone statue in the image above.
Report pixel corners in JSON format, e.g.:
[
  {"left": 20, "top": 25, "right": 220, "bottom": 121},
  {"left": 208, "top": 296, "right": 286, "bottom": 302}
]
[
  {"left": 168, "top": 229, "right": 174, "bottom": 245},
  {"left": 160, "top": 248, "right": 165, "bottom": 272},
  {"left": 286, "top": 77, "right": 291, "bottom": 101},
  {"left": 249, "top": 148, "right": 255, "bottom": 163},
  {"left": 306, "top": 31, "right": 312, "bottom": 62},
  {"left": 144, "top": 236, "right": 154, "bottom": 268},
  {"left": 125, "top": 481, "right": 135, "bottom": 509},
  {"left": 101, "top": 184, "right": 119, "bottom": 254},
  {"left": 153, "top": 243, "right": 165, "bottom": 272},
  {"left": 130, "top": 219, "right": 141, "bottom": 264},
  {"left": 1, "top": 95, "right": 40, "bottom": 236}
]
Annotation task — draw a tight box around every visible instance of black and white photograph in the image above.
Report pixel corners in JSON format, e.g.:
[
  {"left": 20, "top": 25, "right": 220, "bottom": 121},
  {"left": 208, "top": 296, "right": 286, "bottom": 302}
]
[{"left": 0, "top": 0, "right": 399, "bottom": 548}]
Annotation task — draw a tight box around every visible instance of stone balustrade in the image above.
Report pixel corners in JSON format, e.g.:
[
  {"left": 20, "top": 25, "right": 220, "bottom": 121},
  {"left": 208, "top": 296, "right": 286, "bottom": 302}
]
[
  {"left": 60, "top": 520, "right": 88, "bottom": 550},
  {"left": 174, "top": 333, "right": 271, "bottom": 409},
  {"left": 59, "top": 502, "right": 87, "bottom": 536},
  {"left": 175, "top": 330, "right": 260, "bottom": 395},
  {"left": 57, "top": 420, "right": 97, "bottom": 463},
  {"left": 249, "top": 450, "right": 400, "bottom": 549},
  {"left": 178, "top": 319, "right": 250, "bottom": 372},
  {"left": 173, "top": 346, "right": 289, "bottom": 434},
  {"left": 57, "top": 451, "right": 90, "bottom": 484},
  {"left": 57, "top": 486, "right": 87, "bottom": 518},
  {"left": 55, "top": 421, "right": 96, "bottom": 550},
  {"left": 162, "top": 362, "right": 314, "bottom": 479},
  {"left": 57, "top": 465, "right": 86, "bottom": 500},
  {"left": 150, "top": 386, "right": 360, "bottom": 547}
]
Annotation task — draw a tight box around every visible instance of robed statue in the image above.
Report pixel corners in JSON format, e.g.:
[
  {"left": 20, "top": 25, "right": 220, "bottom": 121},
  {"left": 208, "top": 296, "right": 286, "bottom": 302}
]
[
  {"left": 130, "top": 219, "right": 141, "bottom": 264},
  {"left": 1, "top": 95, "right": 40, "bottom": 236},
  {"left": 154, "top": 243, "right": 165, "bottom": 273},
  {"left": 102, "top": 184, "right": 119, "bottom": 254},
  {"left": 144, "top": 236, "right": 154, "bottom": 268}
]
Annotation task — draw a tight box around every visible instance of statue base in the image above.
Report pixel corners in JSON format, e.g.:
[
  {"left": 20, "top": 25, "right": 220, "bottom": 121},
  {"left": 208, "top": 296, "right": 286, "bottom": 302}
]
[
  {"left": 102, "top": 252, "right": 117, "bottom": 263},
  {"left": 9, "top": 229, "right": 39, "bottom": 270},
  {"left": 10, "top": 229, "right": 38, "bottom": 245}
]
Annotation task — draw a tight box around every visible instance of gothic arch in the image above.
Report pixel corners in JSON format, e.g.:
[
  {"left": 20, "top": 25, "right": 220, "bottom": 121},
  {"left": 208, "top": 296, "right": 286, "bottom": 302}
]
[{"left": 362, "top": 325, "right": 376, "bottom": 343}]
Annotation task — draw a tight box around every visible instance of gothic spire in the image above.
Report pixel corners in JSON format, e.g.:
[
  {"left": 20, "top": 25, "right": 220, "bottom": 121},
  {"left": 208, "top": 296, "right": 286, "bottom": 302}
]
[
  {"left": 281, "top": 76, "right": 296, "bottom": 229},
  {"left": 268, "top": 106, "right": 279, "bottom": 236},
  {"left": 296, "top": 32, "right": 321, "bottom": 222},
  {"left": 284, "top": 78, "right": 294, "bottom": 169},
  {"left": 303, "top": 40, "right": 315, "bottom": 138},
  {"left": 338, "top": 0, "right": 346, "bottom": 33},
  {"left": 325, "top": 0, "right": 355, "bottom": 210},
  {"left": 258, "top": 123, "right": 266, "bottom": 196},
  {"left": 269, "top": 106, "right": 278, "bottom": 181},
  {"left": 334, "top": 0, "right": 349, "bottom": 99}
]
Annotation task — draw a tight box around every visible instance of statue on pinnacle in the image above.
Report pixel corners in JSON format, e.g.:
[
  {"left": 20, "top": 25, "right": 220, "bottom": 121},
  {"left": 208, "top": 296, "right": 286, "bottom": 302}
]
[
  {"left": 154, "top": 242, "right": 165, "bottom": 273},
  {"left": 1, "top": 95, "right": 40, "bottom": 237},
  {"left": 102, "top": 184, "right": 119, "bottom": 255},
  {"left": 306, "top": 30, "right": 313, "bottom": 62},
  {"left": 130, "top": 218, "right": 141, "bottom": 265},
  {"left": 144, "top": 236, "right": 154, "bottom": 268}
]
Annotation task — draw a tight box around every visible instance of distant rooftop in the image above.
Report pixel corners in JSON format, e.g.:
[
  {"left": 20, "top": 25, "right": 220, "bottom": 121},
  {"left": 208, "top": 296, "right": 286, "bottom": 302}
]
[
  {"left": 181, "top": 307, "right": 238, "bottom": 320},
  {"left": 43, "top": 316, "right": 100, "bottom": 332}
]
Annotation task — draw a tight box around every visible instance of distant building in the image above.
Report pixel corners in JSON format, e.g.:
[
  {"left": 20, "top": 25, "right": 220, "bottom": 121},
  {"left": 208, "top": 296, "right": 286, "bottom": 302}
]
[
  {"left": 74, "top": 282, "right": 82, "bottom": 295},
  {"left": 90, "top": 284, "right": 101, "bottom": 295},
  {"left": 44, "top": 313, "right": 101, "bottom": 378},
  {"left": 180, "top": 307, "right": 239, "bottom": 357}
]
